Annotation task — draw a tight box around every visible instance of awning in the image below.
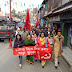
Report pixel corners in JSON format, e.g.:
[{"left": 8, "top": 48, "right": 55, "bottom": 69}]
[
  {"left": 51, "top": 21, "right": 62, "bottom": 24},
  {"left": 54, "top": 5, "right": 72, "bottom": 14}
]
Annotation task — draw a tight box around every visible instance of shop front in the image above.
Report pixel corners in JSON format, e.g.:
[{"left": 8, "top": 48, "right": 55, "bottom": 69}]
[
  {"left": 61, "top": 10, "right": 72, "bottom": 48},
  {"left": 67, "top": 25, "right": 72, "bottom": 49}
]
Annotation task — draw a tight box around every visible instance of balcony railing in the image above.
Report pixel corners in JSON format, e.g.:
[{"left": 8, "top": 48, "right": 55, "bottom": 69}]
[{"left": 39, "top": 0, "right": 71, "bottom": 18}]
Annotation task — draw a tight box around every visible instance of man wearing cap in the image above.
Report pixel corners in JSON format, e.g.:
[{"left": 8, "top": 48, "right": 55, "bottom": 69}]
[
  {"left": 54, "top": 30, "right": 64, "bottom": 69},
  {"left": 22, "top": 28, "right": 29, "bottom": 41}
]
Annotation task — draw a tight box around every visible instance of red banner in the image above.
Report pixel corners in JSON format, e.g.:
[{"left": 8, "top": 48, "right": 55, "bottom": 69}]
[{"left": 13, "top": 46, "right": 52, "bottom": 60}]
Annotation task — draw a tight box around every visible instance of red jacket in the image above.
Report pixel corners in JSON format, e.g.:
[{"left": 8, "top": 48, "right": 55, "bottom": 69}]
[{"left": 36, "top": 37, "right": 50, "bottom": 47}]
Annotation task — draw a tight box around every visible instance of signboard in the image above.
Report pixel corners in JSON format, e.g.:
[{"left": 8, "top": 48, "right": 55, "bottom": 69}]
[
  {"left": 44, "top": 11, "right": 48, "bottom": 16},
  {"left": 50, "top": 15, "right": 60, "bottom": 21}
]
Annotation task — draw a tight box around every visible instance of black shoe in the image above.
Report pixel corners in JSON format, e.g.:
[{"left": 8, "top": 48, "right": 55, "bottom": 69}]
[
  {"left": 42, "top": 66, "right": 44, "bottom": 68},
  {"left": 35, "top": 60, "right": 37, "bottom": 62},
  {"left": 40, "top": 60, "right": 41, "bottom": 63},
  {"left": 55, "top": 66, "right": 58, "bottom": 69},
  {"left": 58, "top": 62, "right": 59, "bottom": 64}
]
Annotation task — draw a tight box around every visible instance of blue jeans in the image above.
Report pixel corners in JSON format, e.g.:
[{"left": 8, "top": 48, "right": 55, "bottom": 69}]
[{"left": 19, "top": 56, "right": 22, "bottom": 64}]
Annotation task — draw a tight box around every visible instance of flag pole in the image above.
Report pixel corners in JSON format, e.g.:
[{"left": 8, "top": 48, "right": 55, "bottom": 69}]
[{"left": 10, "top": 0, "right": 11, "bottom": 24}]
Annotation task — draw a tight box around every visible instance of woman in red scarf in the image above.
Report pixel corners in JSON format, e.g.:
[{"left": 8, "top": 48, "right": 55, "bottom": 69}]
[{"left": 36, "top": 31, "right": 50, "bottom": 68}]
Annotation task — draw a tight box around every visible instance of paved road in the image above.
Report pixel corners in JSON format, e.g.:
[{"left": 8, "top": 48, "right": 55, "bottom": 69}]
[{"left": 0, "top": 41, "right": 70, "bottom": 72}]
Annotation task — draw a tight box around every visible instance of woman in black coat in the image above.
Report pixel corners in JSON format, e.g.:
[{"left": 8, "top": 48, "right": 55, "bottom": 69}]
[{"left": 14, "top": 34, "right": 25, "bottom": 69}]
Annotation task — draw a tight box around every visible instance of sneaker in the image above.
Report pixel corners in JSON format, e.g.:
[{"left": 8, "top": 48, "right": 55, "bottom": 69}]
[
  {"left": 58, "top": 62, "right": 60, "bottom": 64},
  {"left": 55, "top": 66, "right": 58, "bottom": 69},
  {"left": 35, "top": 60, "right": 37, "bottom": 62},
  {"left": 40, "top": 60, "right": 41, "bottom": 63},
  {"left": 42, "top": 66, "right": 44, "bottom": 68},
  {"left": 19, "top": 64, "right": 22, "bottom": 69},
  {"left": 29, "top": 62, "right": 34, "bottom": 64}
]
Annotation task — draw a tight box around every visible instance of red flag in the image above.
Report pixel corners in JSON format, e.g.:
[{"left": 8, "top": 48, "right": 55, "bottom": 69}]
[
  {"left": 24, "top": 9, "right": 31, "bottom": 32},
  {"left": 9, "top": 13, "right": 13, "bottom": 19},
  {"left": 11, "top": 13, "right": 13, "bottom": 19},
  {"left": 9, "top": 38, "right": 12, "bottom": 49},
  {"left": 35, "top": 15, "right": 39, "bottom": 28}
]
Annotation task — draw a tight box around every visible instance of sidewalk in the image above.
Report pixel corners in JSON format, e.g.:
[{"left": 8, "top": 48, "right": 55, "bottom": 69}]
[{"left": 62, "top": 47, "right": 72, "bottom": 72}]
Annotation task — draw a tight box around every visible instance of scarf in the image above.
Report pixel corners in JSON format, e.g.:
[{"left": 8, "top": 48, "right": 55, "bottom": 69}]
[
  {"left": 40, "top": 37, "right": 46, "bottom": 45},
  {"left": 47, "top": 37, "right": 53, "bottom": 45},
  {"left": 57, "top": 35, "right": 63, "bottom": 53},
  {"left": 34, "top": 37, "right": 37, "bottom": 44}
]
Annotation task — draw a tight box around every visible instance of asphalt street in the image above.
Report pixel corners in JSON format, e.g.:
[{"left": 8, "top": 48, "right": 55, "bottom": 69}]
[{"left": 0, "top": 40, "right": 70, "bottom": 72}]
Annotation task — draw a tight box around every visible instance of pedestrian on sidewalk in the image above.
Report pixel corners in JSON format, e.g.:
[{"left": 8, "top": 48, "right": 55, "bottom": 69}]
[
  {"left": 54, "top": 30, "right": 64, "bottom": 69},
  {"left": 13, "top": 34, "right": 25, "bottom": 69},
  {"left": 25, "top": 35, "right": 35, "bottom": 64},
  {"left": 36, "top": 31, "right": 50, "bottom": 68}
]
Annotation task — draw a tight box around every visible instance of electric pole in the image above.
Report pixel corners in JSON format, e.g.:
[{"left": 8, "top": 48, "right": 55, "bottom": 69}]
[{"left": 10, "top": 0, "right": 11, "bottom": 24}]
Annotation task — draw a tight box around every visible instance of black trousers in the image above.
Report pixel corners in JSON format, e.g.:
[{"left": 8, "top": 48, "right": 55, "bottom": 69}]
[{"left": 19, "top": 56, "right": 22, "bottom": 64}]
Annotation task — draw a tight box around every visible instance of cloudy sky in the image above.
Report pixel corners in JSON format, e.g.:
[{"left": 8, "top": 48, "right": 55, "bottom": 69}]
[{"left": 0, "top": 0, "right": 43, "bottom": 13}]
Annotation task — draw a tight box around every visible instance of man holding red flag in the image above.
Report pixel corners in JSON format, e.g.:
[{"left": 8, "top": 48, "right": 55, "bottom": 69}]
[{"left": 24, "top": 9, "right": 31, "bottom": 32}]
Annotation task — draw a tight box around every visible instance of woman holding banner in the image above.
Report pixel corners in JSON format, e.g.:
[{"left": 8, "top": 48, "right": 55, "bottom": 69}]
[
  {"left": 36, "top": 31, "right": 50, "bottom": 68},
  {"left": 13, "top": 34, "right": 25, "bottom": 69},
  {"left": 25, "top": 35, "right": 35, "bottom": 64}
]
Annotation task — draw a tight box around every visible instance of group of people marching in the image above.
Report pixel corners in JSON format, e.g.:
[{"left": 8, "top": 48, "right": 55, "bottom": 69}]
[{"left": 14, "top": 26, "right": 64, "bottom": 69}]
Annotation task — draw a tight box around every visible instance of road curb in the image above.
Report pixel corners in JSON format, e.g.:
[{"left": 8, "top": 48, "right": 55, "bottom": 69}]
[{"left": 62, "top": 52, "right": 72, "bottom": 72}]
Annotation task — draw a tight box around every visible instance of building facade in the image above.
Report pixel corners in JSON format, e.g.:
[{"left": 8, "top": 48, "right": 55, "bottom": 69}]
[{"left": 38, "top": 0, "right": 72, "bottom": 48}]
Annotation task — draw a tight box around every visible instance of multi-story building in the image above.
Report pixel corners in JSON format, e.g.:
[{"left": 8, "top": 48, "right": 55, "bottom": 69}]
[{"left": 38, "top": 0, "right": 72, "bottom": 48}]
